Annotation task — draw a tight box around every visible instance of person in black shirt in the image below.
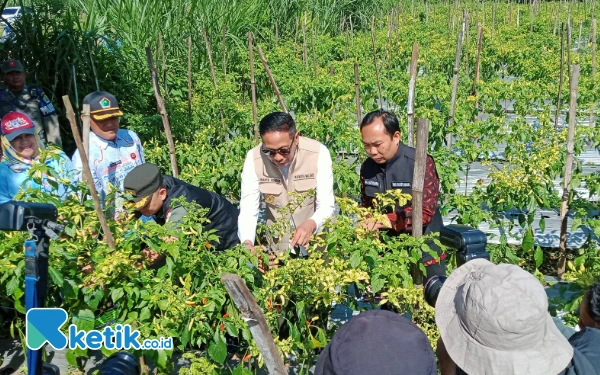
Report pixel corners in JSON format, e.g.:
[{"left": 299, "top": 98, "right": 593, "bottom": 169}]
[{"left": 123, "top": 163, "right": 240, "bottom": 257}]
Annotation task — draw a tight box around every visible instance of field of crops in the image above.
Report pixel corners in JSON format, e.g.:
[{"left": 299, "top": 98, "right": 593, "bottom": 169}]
[{"left": 1, "top": 0, "right": 600, "bottom": 373}]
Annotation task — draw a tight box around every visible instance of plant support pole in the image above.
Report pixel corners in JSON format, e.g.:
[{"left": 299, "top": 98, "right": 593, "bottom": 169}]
[
  {"left": 248, "top": 32, "right": 259, "bottom": 141},
  {"left": 146, "top": 47, "right": 179, "bottom": 178},
  {"left": 558, "top": 64, "right": 580, "bottom": 280},
  {"left": 82, "top": 104, "right": 90, "bottom": 158},
  {"left": 257, "top": 45, "right": 287, "bottom": 112},
  {"left": 187, "top": 36, "right": 192, "bottom": 117},
  {"left": 411, "top": 118, "right": 430, "bottom": 287},
  {"left": 371, "top": 17, "right": 384, "bottom": 108},
  {"left": 448, "top": 21, "right": 464, "bottom": 150},
  {"left": 221, "top": 273, "right": 287, "bottom": 375},
  {"left": 556, "top": 23, "right": 566, "bottom": 131},
  {"left": 354, "top": 62, "right": 362, "bottom": 125},
  {"left": 407, "top": 42, "right": 419, "bottom": 147},
  {"left": 63, "top": 96, "right": 115, "bottom": 250}
]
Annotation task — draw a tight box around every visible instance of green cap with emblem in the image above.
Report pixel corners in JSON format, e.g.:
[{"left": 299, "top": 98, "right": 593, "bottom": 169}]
[
  {"left": 83, "top": 90, "right": 124, "bottom": 120},
  {"left": 123, "top": 163, "right": 163, "bottom": 209},
  {"left": 1, "top": 59, "right": 24, "bottom": 73}
]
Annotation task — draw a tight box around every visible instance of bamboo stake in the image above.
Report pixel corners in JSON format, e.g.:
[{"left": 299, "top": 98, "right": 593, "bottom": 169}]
[
  {"left": 63, "top": 96, "right": 115, "bottom": 250},
  {"left": 82, "top": 104, "right": 90, "bottom": 159},
  {"left": 567, "top": 19, "right": 572, "bottom": 77},
  {"left": 578, "top": 20, "right": 583, "bottom": 50},
  {"left": 410, "top": 118, "right": 430, "bottom": 287},
  {"left": 187, "top": 36, "right": 192, "bottom": 117},
  {"left": 556, "top": 23, "right": 566, "bottom": 131},
  {"left": 371, "top": 17, "right": 384, "bottom": 108},
  {"left": 311, "top": 26, "right": 317, "bottom": 77},
  {"left": 473, "top": 23, "right": 484, "bottom": 97},
  {"left": 590, "top": 19, "right": 596, "bottom": 127},
  {"left": 222, "top": 25, "right": 227, "bottom": 76},
  {"left": 448, "top": 21, "right": 464, "bottom": 150},
  {"left": 554, "top": 4, "right": 560, "bottom": 36},
  {"left": 146, "top": 47, "right": 179, "bottom": 178},
  {"left": 221, "top": 274, "right": 287, "bottom": 375},
  {"left": 248, "top": 32, "right": 259, "bottom": 142},
  {"left": 257, "top": 45, "right": 287, "bottom": 112},
  {"left": 408, "top": 42, "right": 419, "bottom": 147},
  {"left": 302, "top": 14, "right": 308, "bottom": 67},
  {"left": 558, "top": 64, "right": 580, "bottom": 280},
  {"left": 465, "top": 10, "right": 470, "bottom": 75},
  {"left": 354, "top": 62, "right": 362, "bottom": 125}
]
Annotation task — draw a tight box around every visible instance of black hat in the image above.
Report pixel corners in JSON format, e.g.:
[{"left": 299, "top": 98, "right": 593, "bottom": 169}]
[
  {"left": 83, "top": 90, "right": 123, "bottom": 120},
  {"left": 123, "top": 163, "right": 163, "bottom": 209},
  {"left": 314, "top": 310, "right": 436, "bottom": 375},
  {"left": 1, "top": 59, "right": 24, "bottom": 73}
]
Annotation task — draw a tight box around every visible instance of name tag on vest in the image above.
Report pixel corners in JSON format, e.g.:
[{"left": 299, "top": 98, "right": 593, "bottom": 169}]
[
  {"left": 260, "top": 177, "right": 282, "bottom": 184},
  {"left": 392, "top": 182, "right": 411, "bottom": 188},
  {"left": 364, "top": 179, "right": 380, "bottom": 187},
  {"left": 293, "top": 173, "right": 315, "bottom": 181}
]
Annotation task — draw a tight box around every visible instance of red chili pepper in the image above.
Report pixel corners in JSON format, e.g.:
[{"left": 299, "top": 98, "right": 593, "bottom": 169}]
[
  {"left": 205, "top": 242, "right": 211, "bottom": 249},
  {"left": 275, "top": 305, "right": 281, "bottom": 312},
  {"left": 220, "top": 323, "right": 225, "bottom": 332},
  {"left": 223, "top": 313, "right": 229, "bottom": 318},
  {"left": 202, "top": 297, "right": 207, "bottom": 304},
  {"left": 242, "top": 353, "right": 252, "bottom": 362},
  {"left": 306, "top": 320, "right": 311, "bottom": 326}
]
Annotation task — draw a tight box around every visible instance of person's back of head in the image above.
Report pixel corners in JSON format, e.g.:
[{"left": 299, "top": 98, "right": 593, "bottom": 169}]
[
  {"left": 314, "top": 309, "right": 436, "bottom": 375},
  {"left": 435, "top": 258, "right": 574, "bottom": 375},
  {"left": 579, "top": 280, "right": 600, "bottom": 330}
]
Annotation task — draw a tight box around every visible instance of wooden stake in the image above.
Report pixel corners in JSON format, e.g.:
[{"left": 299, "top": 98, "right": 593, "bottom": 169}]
[
  {"left": 311, "top": 26, "right": 317, "bottom": 77},
  {"left": 408, "top": 42, "right": 419, "bottom": 147},
  {"left": 567, "top": 19, "right": 572, "bottom": 77},
  {"left": 257, "top": 45, "right": 287, "bottom": 112},
  {"left": 63, "top": 96, "right": 115, "bottom": 250},
  {"left": 248, "top": 32, "right": 259, "bottom": 142},
  {"left": 554, "top": 4, "right": 560, "bottom": 36},
  {"left": 222, "top": 25, "right": 227, "bottom": 76},
  {"left": 187, "top": 36, "right": 192, "bottom": 117},
  {"left": 146, "top": 47, "right": 179, "bottom": 178},
  {"left": 558, "top": 64, "right": 580, "bottom": 280},
  {"left": 302, "top": 14, "right": 308, "bottom": 67},
  {"left": 410, "top": 118, "right": 430, "bottom": 287},
  {"left": 354, "top": 62, "right": 362, "bottom": 125},
  {"left": 221, "top": 273, "right": 287, "bottom": 375},
  {"left": 82, "top": 104, "right": 90, "bottom": 158},
  {"left": 473, "top": 23, "right": 484, "bottom": 97},
  {"left": 464, "top": 10, "right": 470, "bottom": 75},
  {"left": 448, "top": 21, "right": 464, "bottom": 150},
  {"left": 371, "top": 17, "right": 384, "bottom": 108},
  {"left": 591, "top": 19, "right": 597, "bottom": 127},
  {"left": 578, "top": 20, "right": 583, "bottom": 50},
  {"left": 556, "top": 23, "right": 566, "bottom": 131}
]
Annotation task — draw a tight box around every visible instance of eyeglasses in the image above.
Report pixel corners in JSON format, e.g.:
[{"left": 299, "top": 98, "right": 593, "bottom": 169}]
[{"left": 261, "top": 138, "right": 295, "bottom": 157}]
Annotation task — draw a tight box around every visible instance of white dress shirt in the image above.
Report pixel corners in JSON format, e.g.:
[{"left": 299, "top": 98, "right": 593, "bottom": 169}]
[{"left": 237, "top": 143, "right": 335, "bottom": 245}]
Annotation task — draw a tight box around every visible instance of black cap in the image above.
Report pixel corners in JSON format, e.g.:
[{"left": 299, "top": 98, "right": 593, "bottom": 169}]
[
  {"left": 123, "top": 163, "right": 163, "bottom": 208},
  {"left": 314, "top": 310, "right": 436, "bottom": 375},
  {"left": 83, "top": 90, "right": 123, "bottom": 120},
  {"left": 1, "top": 59, "right": 24, "bottom": 73}
]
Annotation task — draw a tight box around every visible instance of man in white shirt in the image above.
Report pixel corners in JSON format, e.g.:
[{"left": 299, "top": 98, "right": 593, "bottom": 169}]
[
  {"left": 71, "top": 91, "right": 145, "bottom": 212},
  {"left": 238, "top": 112, "right": 335, "bottom": 258}
]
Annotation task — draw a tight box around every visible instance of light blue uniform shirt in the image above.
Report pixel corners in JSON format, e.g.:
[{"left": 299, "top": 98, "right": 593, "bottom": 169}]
[
  {"left": 0, "top": 151, "right": 73, "bottom": 204},
  {"left": 71, "top": 129, "right": 145, "bottom": 206}
]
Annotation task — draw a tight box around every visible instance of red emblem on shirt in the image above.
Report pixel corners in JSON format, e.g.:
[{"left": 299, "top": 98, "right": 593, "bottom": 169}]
[{"left": 130, "top": 153, "right": 137, "bottom": 159}]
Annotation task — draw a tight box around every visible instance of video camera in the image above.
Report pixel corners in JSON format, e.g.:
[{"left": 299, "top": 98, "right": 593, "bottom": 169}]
[
  {"left": 424, "top": 224, "right": 489, "bottom": 307},
  {"left": 0, "top": 200, "right": 62, "bottom": 235}
]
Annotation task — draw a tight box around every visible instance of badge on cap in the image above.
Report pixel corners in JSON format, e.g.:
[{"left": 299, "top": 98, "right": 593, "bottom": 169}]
[
  {"left": 265, "top": 195, "right": 275, "bottom": 204},
  {"left": 99, "top": 97, "right": 111, "bottom": 109}
]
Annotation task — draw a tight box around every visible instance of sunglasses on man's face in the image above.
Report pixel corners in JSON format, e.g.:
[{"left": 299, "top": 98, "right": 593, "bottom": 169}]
[{"left": 261, "top": 138, "right": 295, "bottom": 156}]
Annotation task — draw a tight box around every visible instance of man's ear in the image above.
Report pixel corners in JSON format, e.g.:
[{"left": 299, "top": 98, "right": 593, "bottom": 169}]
[{"left": 158, "top": 187, "right": 168, "bottom": 202}]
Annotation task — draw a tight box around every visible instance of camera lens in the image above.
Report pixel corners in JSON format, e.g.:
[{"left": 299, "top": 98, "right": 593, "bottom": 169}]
[
  {"left": 98, "top": 352, "right": 140, "bottom": 375},
  {"left": 424, "top": 276, "right": 447, "bottom": 307}
]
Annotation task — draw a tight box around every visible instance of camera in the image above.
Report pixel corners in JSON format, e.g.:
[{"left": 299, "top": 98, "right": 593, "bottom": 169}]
[
  {"left": 0, "top": 200, "right": 58, "bottom": 232},
  {"left": 98, "top": 352, "right": 141, "bottom": 375},
  {"left": 424, "top": 225, "right": 489, "bottom": 307}
]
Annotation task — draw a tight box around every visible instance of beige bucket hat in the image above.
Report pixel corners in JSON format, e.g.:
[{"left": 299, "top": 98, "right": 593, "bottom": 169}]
[{"left": 435, "top": 258, "right": 574, "bottom": 375}]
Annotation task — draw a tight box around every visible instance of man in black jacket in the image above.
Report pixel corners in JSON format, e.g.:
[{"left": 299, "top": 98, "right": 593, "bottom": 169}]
[
  {"left": 123, "top": 163, "right": 240, "bottom": 253},
  {"left": 359, "top": 109, "right": 445, "bottom": 279}
]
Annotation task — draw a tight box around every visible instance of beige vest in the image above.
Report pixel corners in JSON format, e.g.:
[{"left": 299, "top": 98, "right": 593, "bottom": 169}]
[{"left": 252, "top": 136, "right": 320, "bottom": 253}]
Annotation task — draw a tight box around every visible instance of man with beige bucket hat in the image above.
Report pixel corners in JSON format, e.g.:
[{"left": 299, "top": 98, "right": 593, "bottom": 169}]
[{"left": 435, "top": 258, "right": 600, "bottom": 375}]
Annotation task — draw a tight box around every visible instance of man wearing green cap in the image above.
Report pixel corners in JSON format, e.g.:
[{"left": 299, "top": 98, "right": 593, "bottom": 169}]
[
  {"left": 0, "top": 59, "right": 62, "bottom": 147},
  {"left": 123, "top": 163, "right": 240, "bottom": 253},
  {"left": 71, "top": 90, "right": 145, "bottom": 213}
]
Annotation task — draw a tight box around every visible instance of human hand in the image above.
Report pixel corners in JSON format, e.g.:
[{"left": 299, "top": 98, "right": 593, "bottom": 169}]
[
  {"left": 248, "top": 244, "right": 277, "bottom": 273},
  {"left": 162, "top": 236, "right": 178, "bottom": 243},
  {"left": 82, "top": 264, "right": 94, "bottom": 275},
  {"left": 290, "top": 219, "right": 317, "bottom": 248},
  {"left": 141, "top": 248, "right": 164, "bottom": 266}
]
